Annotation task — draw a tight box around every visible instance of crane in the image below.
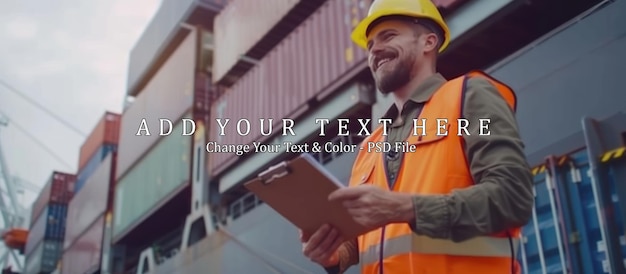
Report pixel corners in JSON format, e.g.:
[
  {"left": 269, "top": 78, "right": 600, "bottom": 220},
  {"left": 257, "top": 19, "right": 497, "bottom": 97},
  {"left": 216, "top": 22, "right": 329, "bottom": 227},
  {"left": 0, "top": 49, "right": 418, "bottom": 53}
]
[{"left": 0, "top": 112, "right": 34, "bottom": 272}]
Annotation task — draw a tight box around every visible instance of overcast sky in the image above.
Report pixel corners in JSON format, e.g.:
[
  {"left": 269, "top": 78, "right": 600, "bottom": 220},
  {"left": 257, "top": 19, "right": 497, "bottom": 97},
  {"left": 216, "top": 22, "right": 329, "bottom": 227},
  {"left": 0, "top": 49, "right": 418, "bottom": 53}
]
[{"left": 0, "top": 0, "right": 161, "bottom": 232}]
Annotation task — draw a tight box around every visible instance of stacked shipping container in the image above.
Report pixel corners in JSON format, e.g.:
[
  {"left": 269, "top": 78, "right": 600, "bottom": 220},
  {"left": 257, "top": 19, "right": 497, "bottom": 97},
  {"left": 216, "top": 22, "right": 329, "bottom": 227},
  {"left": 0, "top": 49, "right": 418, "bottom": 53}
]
[
  {"left": 24, "top": 240, "right": 64, "bottom": 274},
  {"left": 212, "top": 0, "right": 304, "bottom": 82},
  {"left": 53, "top": 111, "right": 120, "bottom": 274},
  {"left": 115, "top": 29, "right": 196, "bottom": 183},
  {"left": 25, "top": 204, "right": 68, "bottom": 254},
  {"left": 113, "top": 115, "right": 192, "bottom": 238},
  {"left": 108, "top": 26, "right": 224, "bottom": 274},
  {"left": 75, "top": 112, "right": 120, "bottom": 193},
  {"left": 62, "top": 216, "right": 106, "bottom": 274},
  {"left": 64, "top": 153, "right": 116, "bottom": 250},
  {"left": 20, "top": 110, "right": 120, "bottom": 274},
  {"left": 112, "top": 27, "right": 198, "bottom": 243},
  {"left": 125, "top": 0, "right": 226, "bottom": 96},
  {"left": 75, "top": 144, "right": 116, "bottom": 193},
  {"left": 208, "top": 0, "right": 372, "bottom": 176},
  {"left": 24, "top": 172, "right": 76, "bottom": 273},
  {"left": 519, "top": 146, "right": 626, "bottom": 273}
]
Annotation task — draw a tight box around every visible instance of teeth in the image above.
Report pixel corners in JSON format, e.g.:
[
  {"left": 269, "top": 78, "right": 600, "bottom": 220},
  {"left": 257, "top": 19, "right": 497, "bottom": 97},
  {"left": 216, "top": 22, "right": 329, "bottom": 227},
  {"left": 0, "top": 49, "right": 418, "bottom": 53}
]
[{"left": 377, "top": 58, "right": 391, "bottom": 68}]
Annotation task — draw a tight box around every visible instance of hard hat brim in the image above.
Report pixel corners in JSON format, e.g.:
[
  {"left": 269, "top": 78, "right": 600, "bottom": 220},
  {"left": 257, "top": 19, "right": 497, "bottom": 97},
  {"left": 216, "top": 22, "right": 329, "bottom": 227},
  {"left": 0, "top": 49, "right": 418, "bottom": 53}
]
[{"left": 350, "top": 9, "right": 450, "bottom": 53}]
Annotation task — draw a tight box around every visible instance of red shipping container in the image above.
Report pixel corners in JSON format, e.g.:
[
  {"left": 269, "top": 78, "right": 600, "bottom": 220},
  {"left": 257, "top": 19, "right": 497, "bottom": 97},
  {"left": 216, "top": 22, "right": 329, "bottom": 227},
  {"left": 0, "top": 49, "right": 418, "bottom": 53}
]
[
  {"left": 64, "top": 153, "right": 114, "bottom": 250},
  {"left": 78, "top": 111, "right": 120, "bottom": 171},
  {"left": 208, "top": 0, "right": 371, "bottom": 175},
  {"left": 61, "top": 215, "right": 105, "bottom": 274},
  {"left": 212, "top": 0, "right": 302, "bottom": 83},
  {"left": 116, "top": 28, "right": 197, "bottom": 181},
  {"left": 30, "top": 172, "right": 76, "bottom": 225}
]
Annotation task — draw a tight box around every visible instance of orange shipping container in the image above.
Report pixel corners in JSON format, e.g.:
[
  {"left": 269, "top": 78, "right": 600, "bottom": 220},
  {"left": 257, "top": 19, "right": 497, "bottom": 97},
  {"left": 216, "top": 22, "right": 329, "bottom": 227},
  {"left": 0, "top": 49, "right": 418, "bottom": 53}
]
[{"left": 78, "top": 112, "right": 120, "bottom": 171}]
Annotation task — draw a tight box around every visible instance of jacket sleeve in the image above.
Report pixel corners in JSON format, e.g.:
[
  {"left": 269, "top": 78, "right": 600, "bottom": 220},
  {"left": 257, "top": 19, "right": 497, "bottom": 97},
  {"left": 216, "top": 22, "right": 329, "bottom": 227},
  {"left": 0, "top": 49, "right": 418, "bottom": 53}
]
[{"left": 408, "top": 76, "right": 534, "bottom": 242}]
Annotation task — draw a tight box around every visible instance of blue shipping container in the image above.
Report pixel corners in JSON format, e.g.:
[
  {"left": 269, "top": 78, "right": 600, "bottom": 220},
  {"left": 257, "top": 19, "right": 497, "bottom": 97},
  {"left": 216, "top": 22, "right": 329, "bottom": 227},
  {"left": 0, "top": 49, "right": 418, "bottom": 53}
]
[
  {"left": 518, "top": 166, "right": 568, "bottom": 273},
  {"left": 24, "top": 239, "right": 63, "bottom": 274},
  {"left": 518, "top": 148, "right": 626, "bottom": 274},
  {"left": 75, "top": 144, "right": 116, "bottom": 193},
  {"left": 24, "top": 203, "right": 68, "bottom": 256}
]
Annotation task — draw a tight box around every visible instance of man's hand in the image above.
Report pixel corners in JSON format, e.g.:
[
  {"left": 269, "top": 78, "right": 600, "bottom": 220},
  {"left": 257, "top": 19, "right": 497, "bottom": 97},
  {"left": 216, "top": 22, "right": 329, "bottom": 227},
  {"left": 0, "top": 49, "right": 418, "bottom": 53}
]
[
  {"left": 328, "top": 185, "right": 415, "bottom": 230},
  {"left": 300, "top": 224, "right": 343, "bottom": 267}
]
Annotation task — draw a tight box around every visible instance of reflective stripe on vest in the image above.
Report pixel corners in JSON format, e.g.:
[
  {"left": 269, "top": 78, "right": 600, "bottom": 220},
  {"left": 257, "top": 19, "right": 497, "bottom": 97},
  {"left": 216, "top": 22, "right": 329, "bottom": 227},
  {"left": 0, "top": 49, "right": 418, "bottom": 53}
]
[{"left": 359, "top": 234, "right": 519, "bottom": 265}]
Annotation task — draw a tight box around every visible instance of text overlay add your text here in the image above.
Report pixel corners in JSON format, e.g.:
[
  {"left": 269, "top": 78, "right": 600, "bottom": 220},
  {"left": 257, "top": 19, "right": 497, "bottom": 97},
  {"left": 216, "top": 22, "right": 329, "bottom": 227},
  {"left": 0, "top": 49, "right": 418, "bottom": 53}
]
[{"left": 134, "top": 118, "right": 494, "bottom": 137}]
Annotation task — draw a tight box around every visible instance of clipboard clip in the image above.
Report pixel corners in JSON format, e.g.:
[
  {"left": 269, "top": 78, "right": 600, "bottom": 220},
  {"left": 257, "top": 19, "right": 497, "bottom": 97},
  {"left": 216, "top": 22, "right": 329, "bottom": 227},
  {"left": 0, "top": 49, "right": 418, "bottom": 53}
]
[{"left": 258, "top": 161, "right": 291, "bottom": 185}]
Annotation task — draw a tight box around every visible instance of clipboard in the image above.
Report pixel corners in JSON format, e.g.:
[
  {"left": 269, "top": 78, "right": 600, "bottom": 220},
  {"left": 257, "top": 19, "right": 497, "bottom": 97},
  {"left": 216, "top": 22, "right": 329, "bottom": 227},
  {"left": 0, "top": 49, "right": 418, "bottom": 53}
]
[{"left": 244, "top": 153, "right": 370, "bottom": 240}]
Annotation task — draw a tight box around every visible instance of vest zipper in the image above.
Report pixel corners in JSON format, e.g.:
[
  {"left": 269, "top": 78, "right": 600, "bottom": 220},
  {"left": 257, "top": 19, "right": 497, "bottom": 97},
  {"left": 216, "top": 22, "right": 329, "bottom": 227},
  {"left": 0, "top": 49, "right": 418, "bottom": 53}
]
[
  {"left": 378, "top": 134, "right": 407, "bottom": 274},
  {"left": 382, "top": 134, "right": 404, "bottom": 191}
]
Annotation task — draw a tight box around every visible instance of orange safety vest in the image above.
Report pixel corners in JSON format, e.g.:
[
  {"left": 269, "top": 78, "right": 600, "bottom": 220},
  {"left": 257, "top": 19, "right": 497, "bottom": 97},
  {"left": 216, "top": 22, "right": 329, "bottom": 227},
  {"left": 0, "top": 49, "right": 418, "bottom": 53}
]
[{"left": 348, "top": 70, "right": 521, "bottom": 274}]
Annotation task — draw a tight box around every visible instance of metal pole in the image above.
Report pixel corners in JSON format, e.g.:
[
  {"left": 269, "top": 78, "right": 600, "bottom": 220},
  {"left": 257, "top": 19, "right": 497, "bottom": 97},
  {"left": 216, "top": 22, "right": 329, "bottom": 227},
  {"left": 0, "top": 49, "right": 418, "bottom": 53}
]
[
  {"left": 0, "top": 116, "right": 24, "bottom": 271},
  {"left": 582, "top": 116, "right": 625, "bottom": 274},
  {"left": 0, "top": 116, "right": 22, "bottom": 225}
]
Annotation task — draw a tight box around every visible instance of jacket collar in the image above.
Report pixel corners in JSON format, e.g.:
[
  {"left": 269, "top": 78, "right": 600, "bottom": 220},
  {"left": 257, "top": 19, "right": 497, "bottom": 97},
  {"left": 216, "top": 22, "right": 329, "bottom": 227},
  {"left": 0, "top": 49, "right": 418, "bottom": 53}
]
[{"left": 381, "top": 73, "right": 447, "bottom": 120}]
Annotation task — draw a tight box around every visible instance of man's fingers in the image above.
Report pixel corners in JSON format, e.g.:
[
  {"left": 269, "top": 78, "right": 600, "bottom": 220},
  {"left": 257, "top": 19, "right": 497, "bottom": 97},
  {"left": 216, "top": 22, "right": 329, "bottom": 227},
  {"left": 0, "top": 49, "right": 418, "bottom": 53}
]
[
  {"left": 307, "top": 227, "right": 344, "bottom": 266},
  {"left": 316, "top": 232, "right": 345, "bottom": 266},
  {"left": 328, "top": 187, "right": 364, "bottom": 202},
  {"left": 318, "top": 250, "right": 340, "bottom": 267},
  {"left": 323, "top": 235, "right": 345, "bottom": 262},
  {"left": 310, "top": 227, "right": 341, "bottom": 259},
  {"left": 303, "top": 224, "right": 329, "bottom": 255}
]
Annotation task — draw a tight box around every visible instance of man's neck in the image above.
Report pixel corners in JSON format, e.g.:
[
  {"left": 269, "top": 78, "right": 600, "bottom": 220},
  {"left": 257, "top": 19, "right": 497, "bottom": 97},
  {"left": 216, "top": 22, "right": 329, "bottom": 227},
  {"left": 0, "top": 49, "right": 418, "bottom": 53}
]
[{"left": 393, "top": 70, "right": 436, "bottom": 113}]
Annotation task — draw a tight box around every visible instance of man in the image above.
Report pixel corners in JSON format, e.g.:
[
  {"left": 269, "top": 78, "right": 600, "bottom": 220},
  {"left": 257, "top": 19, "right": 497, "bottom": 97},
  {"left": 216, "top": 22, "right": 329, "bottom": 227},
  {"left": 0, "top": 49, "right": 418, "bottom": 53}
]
[{"left": 299, "top": 0, "right": 534, "bottom": 273}]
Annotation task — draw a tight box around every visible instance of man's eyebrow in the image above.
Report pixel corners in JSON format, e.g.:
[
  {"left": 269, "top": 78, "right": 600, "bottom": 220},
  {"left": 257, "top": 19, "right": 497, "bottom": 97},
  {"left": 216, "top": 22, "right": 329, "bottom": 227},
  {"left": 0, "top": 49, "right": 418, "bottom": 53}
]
[
  {"left": 367, "top": 29, "right": 396, "bottom": 48},
  {"left": 376, "top": 29, "right": 396, "bottom": 37}
]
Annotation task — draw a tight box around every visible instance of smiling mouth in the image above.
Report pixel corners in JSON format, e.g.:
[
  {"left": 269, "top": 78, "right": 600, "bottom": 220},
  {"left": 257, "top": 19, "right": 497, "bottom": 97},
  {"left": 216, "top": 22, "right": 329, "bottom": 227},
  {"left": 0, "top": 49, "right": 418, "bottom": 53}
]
[{"left": 375, "top": 57, "right": 394, "bottom": 71}]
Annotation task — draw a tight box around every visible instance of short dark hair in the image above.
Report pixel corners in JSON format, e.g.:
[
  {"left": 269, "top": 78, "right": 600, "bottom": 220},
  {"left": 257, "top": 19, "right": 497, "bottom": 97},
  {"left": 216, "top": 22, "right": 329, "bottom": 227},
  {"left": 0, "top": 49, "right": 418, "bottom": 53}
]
[{"left": 412, "top": 20, "right": 444, "bottom": 50}]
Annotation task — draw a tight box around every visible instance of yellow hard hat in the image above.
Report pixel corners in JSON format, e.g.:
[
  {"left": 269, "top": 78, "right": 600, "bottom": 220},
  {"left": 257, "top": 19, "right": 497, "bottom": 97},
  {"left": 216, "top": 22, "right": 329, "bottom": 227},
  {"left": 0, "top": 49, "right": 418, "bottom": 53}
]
[{"left": 351, "top": 0, "right": 450, "bottom": 53}]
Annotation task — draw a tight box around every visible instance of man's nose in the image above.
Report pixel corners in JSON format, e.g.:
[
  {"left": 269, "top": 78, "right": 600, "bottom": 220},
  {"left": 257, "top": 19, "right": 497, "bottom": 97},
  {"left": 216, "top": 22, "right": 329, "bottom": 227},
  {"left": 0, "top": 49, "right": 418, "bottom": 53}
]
[
  {"left": 369, "top": 41, "right": 385, "bottom": 55},
  {"left": 368, "top": 44, "right": 385, "bottom": 66}
]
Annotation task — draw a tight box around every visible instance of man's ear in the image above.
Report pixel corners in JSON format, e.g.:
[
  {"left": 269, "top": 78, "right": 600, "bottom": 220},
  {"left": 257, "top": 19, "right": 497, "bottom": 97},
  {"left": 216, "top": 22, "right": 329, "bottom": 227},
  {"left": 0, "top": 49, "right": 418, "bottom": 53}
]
[{"left": 423, "top": 32, "right": 439, "bottom": 53}]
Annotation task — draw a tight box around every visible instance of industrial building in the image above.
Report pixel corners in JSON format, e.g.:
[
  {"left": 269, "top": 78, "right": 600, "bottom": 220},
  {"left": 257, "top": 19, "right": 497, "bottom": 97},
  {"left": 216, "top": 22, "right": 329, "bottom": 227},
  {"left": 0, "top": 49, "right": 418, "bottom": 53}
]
[{"left": 3, "top": 0, "right": 625, "bottom": 273}]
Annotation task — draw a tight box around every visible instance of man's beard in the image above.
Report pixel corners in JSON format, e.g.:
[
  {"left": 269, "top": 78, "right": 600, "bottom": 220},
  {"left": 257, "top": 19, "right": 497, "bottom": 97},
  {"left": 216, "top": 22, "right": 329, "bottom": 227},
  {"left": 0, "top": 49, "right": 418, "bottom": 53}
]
[{"left": 374, "top": 56, "right": 412, "bottom": 94}]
